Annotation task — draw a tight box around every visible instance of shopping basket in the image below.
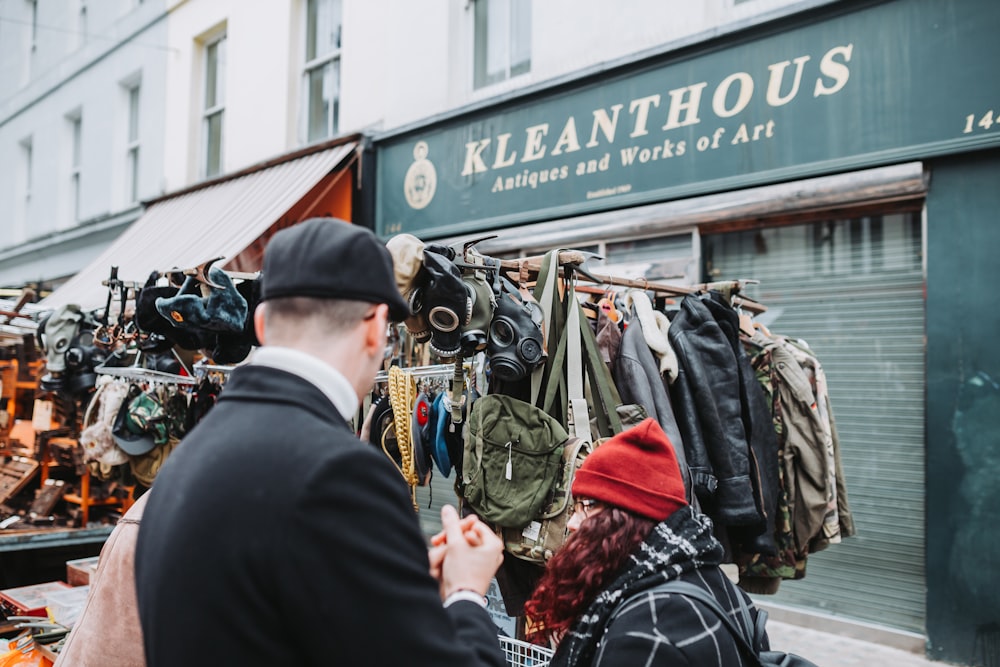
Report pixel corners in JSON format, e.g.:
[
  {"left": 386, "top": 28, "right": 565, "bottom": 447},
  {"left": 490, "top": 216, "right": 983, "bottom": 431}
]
[{"left": 498, "top": 635, "right": 554, "bottom": 667}]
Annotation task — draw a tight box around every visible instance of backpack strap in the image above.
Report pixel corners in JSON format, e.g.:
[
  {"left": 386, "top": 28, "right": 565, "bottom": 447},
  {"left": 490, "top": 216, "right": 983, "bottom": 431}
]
[{"left": 609, "top": 580, "right": 765, "bottom": 667}]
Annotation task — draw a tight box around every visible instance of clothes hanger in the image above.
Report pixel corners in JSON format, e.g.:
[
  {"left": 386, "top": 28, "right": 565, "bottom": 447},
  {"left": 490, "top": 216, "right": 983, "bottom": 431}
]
[
  {"left": 735, "top": 301, "right": 756, "bottom": 338},
  {"left": 752, "top": 320, "right": 774, "bottom": 338},
  {"left": 597, "top": 281, "right": 623, "bottom": 324}
]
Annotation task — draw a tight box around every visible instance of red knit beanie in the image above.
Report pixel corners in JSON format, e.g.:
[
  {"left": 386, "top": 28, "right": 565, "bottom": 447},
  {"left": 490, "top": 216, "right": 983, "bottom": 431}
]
[{"left": 571, "top": 418, "right": 687, "bottom": 521}]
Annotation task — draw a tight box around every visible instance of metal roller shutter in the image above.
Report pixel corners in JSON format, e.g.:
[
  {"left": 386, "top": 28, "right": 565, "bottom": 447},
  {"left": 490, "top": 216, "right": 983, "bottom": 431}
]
[{"left": 703, "top": 212, "right": 926, "bottom": 633}]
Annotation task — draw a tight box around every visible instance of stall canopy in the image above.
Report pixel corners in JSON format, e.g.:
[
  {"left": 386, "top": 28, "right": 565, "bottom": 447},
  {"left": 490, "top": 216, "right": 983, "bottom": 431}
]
[{"left": 40, "top": 139, "right": 359, "bottom": 311}]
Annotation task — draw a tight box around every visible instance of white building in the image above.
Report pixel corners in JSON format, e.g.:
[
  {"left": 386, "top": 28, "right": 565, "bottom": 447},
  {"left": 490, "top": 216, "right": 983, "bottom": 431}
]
[
  {"left": 0, "top": 0, "right": 169, "bottom": 291},
  {"left": 0, "top": 0, "right": 801, "bottom": 293}
]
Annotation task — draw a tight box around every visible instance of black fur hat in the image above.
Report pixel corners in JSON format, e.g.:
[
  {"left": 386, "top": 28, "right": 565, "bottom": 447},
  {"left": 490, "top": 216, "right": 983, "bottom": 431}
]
[
  {"left": 155, "top": 267, "right": 248, "bottom": 334},
  {"left": 135, "top": 272, "right": 210, "bottom": 351},
  {"left": 205, "top": 274, "right": 260, "bottom": 364}
]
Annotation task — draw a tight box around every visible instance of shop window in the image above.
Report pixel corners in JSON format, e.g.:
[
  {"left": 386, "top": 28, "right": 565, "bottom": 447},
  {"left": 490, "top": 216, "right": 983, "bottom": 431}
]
[
  {"left": 202, "top": 35, "right": 226, "bottom": 179},
  {"left": 603, "top": 234, "right": 696, "bottom": 285},
  {"left": 473, "top": 0, "right": 531, "bottom": 90},
  {"left": 705, "top": 214, "right": 921, "bottom": 282},
  {"left": 125, "top": 82, "right": 141, "bottom": 204},
  {"left": 303, "top": 0, "right": 342, "bottom": 143}
]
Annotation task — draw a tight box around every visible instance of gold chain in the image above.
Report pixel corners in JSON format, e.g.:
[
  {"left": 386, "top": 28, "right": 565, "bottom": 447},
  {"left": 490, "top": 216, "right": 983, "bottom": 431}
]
[{"left": 387, "top": 367, "right": 419, "bottom": 495}]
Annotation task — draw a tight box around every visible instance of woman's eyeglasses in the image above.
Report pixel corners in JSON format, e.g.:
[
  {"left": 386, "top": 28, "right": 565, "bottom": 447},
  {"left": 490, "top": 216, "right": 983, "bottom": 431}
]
[{"left": 573, "top": 498, "right": 601, "bottom": 518}]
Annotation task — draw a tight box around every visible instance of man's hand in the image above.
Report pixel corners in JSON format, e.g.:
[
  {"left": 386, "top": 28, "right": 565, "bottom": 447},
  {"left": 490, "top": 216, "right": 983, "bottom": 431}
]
[
  {"left": 428, "top": 505, "right": 502, "bottom": 600},
  {"left": 358, "top": 401, "right": 378, "bottom": 442}
]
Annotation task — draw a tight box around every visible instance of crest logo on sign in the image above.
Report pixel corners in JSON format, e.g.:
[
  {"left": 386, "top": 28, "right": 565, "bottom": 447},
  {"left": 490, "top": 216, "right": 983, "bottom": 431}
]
[{"left": 404, "top": 141, "right": 437, "bottom": 210}]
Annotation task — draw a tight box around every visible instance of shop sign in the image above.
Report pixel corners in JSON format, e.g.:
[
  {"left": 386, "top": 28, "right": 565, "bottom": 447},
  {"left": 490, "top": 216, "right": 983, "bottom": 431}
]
[{"left": 375, "top": 0, "right": 1000, "bottom": 238}]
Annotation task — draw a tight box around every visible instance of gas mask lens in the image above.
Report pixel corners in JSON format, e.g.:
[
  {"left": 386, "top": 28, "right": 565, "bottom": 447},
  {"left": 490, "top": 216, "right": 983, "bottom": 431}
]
[
  {"left": 428, "top": 306, "right": 461, "bottom": 332},
  {"left": 490, "top": 318, "right": 516, "bottom": 348}
]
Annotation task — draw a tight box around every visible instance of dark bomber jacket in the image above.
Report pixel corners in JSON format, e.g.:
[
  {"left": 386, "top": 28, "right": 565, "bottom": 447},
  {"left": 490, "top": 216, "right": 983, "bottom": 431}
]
[{"left": 668, "top": 293, "right": 777, "bottom": 556}]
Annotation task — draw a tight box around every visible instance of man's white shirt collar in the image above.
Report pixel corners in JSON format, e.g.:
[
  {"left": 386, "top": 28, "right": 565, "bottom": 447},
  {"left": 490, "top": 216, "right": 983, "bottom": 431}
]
[{"left": 249, "top": 346, "right": 358, "bottom": 422}]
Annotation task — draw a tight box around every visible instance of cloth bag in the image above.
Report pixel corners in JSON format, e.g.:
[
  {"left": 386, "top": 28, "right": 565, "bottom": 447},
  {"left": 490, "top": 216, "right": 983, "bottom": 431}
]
[{"left": 464, "top": 393, "right": 568, "bottom": 528}]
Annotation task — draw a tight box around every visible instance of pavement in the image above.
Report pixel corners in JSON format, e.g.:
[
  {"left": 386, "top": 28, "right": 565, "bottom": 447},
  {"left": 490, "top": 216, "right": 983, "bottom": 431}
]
[{"left": 767, "top": 620, "right": 945, "bottom": 667}]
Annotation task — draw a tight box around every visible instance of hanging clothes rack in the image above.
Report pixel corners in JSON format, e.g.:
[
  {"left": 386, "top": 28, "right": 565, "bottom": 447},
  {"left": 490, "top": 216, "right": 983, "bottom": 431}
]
[
  {"left": 373, "top": 363, "right": 462, "bottom": 384},
  {"left": 94, "top": 365, "right": 197, "bottom": 386},
  {"left": 497, "top": 251, "right": 768, "bottom": 314}
]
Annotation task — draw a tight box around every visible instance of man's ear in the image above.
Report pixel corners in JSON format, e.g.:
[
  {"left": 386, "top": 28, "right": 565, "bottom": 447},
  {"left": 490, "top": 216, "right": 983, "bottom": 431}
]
[
  {"left": 253, "top": 302, "right": 267, "bottom": 346},
  {"left": 363, "top": 304, "right": 389, "bottom": 353}
]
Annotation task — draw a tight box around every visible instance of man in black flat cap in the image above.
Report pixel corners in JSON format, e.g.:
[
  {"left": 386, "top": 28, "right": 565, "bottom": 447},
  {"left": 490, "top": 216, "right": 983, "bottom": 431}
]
[{"left": 135, "top": 218, "right": 506, "bottom": 666}]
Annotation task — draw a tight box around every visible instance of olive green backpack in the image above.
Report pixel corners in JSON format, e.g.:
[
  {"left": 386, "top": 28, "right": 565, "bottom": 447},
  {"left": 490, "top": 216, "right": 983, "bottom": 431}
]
[{"left": 464, "top": 393, "right": 568, "bottom": 528}]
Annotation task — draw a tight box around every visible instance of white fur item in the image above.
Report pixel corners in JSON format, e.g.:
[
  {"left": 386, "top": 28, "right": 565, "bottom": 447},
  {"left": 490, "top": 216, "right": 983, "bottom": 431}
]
[{"left": 625, "top": 290, "right": 679, "bottom": 383}]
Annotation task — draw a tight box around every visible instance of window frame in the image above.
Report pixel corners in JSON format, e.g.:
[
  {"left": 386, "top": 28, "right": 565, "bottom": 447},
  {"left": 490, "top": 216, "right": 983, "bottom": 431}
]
[
  {"left": 302, "top": 0, "right": 342, "bottom": 144},
  {"left": 126, "top": 83, "right": 141, "bottom": 203},
  {"left": 201, "top": 33, "right": 226, "bottom": 179},
  {"left": 473, "top": 0, "right": 532, "bottom": 90}
]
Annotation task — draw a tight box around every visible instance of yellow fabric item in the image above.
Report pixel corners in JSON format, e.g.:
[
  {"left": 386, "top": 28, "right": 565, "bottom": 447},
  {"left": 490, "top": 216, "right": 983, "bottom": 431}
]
[{"left": 387, "top": 367, "right": 419, "bottom": 507}]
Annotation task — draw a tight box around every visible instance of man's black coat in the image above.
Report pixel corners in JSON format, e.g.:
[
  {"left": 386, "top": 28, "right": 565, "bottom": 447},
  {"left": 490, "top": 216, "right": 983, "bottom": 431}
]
[{"left": 135, "top": 365, "right": 504, "bottom": 666}]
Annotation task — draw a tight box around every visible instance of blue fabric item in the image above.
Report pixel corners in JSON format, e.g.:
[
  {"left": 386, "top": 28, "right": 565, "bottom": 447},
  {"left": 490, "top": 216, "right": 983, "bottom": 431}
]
[{"left": 430, "top": 393, "right": 452, "bottom": 476}]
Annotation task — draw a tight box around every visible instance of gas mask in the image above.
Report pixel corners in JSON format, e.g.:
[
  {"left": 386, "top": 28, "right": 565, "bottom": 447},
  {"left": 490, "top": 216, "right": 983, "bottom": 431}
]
[
  {"left": 404, "top": 288, "right": 431, "bottom": 343},
  {"left": 460, "top": 270, "right": 496, "bottom": 355},
  {"left": 40, "top": 308, "right": 107, "bottom": 396},
  {"left": 38, "top": 305, "right": 83, "bottom": 392},
  {"left": 487, "top": 279, "right": 545, "bottom": 382},
  {"left": 418, "top": 248, "right": 470, "bottom": 359},
  {"left": 385, "top": 234, "right": 431, "bottom": 343}
]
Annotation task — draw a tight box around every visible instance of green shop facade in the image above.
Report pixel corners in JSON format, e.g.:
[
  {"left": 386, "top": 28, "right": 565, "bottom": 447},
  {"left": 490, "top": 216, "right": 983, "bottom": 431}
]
[{"left": 371, "top": 0, "right": 1000, "bottom": 663}]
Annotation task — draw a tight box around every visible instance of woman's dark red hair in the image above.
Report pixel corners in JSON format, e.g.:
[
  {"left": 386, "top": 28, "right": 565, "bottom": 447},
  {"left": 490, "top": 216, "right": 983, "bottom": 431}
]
[{"left": 523, "top": 506, "right": 656, "bottom": 644}]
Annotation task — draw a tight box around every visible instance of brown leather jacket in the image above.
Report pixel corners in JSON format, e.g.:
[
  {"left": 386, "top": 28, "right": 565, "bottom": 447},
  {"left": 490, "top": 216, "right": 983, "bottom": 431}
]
[{"left": 54, "top": 493, "right": 147, "bottom": 667}]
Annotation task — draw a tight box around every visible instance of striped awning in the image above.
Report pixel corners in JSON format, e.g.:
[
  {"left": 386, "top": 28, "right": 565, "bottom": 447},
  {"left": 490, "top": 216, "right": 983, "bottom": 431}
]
[{"left": 40, "top": 140, "right": 358, "bottom": 311}]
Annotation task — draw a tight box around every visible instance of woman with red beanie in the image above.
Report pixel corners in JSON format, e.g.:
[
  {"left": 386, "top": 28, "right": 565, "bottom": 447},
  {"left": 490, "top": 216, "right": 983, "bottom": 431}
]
[{"left": 524, "top": 417, "right": 768, "bottom": 666}]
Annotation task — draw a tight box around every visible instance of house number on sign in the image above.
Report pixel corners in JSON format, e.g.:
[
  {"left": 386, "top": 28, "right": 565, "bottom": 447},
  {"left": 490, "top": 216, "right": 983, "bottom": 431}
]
[{"left": 963, "top": 110, "right": 997, "bottom": 134}]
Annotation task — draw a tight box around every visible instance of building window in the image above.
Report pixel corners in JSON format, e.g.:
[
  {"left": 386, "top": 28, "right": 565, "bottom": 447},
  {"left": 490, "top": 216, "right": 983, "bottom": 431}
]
[
  {"left": 126, "top": 84, "right": 141, "bottom": 203},
  {"left": 202, "top": 35, "right": 226, "bottom": 178},
  {"left": 303, "top": 0, "right": 342, "bottom": 143},
  {"left": 69, "top": 114, "right": 83, "bottom": 222},
  {"left": 473, "top": 0, "right": 531, "bottom": 89}
]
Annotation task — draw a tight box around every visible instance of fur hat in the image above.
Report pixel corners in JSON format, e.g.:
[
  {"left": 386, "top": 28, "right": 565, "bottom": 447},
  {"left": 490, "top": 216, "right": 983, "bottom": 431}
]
[
  {"left": 135, "top": 271, "right": 211, "bottom": 351},
  {"left": 155, "top": 267, "right": 248, "bottom": 334},
  {"left": 572, "top": 418, "right": 687, "bottom": 521}
]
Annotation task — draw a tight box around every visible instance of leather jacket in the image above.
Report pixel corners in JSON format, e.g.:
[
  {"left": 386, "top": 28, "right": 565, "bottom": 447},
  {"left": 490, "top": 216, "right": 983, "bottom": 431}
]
[
  {"left": 701, "top": 293, "right": 779, "bottom": 556},
  {"left": 667, "top": 294, "right": 766, "bottom": 533}
]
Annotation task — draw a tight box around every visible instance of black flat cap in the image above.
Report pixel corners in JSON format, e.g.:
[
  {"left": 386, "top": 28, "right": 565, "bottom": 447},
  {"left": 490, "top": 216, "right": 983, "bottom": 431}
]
[{"left": 261, "top": 218, "right": 410, "bottom": 321}]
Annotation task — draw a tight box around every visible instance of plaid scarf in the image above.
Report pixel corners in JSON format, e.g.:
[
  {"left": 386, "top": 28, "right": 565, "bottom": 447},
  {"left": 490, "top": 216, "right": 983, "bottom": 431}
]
[{"left": 551, "top": 505, "right": 724, "bottom": 667}]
